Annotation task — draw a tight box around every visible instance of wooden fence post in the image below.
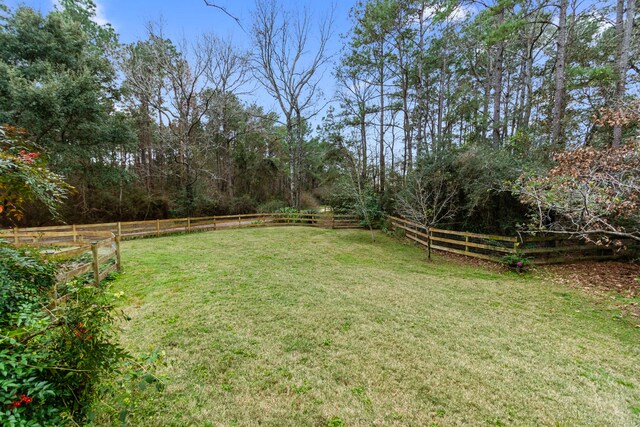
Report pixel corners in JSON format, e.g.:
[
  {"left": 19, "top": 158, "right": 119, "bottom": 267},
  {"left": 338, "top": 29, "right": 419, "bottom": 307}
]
[
  {"left": 213, "top": 217, "right": 217, "bottom": 231},
  {"left": 72, "top": 224, "right": 77, "bottom": 243},
  {"left": 115, "top": 236, "right": 123, "bottom": 273},
  {"left": 13, "top": 227, "right": 18, "bottom": 244},
  {"left": 156, "top": 219, "right": 160, "bottom": 237},
  {"left": 238, "top": 215, "right": 241, "bottom": 227},
  {"left": 117, "top": 222, "right": 122, "bottom": 238},
  {"left": 91, "top": 242, "right": 100, "bottom": 286},
  {"left": 427, "top": 227, "right": 432, "bottom": 261},
  {"left": 187, "top": 217, "right": 191, "bottom": 233},
  {"left": 465, "top": 235, "right": 469, "bottom": 253}
]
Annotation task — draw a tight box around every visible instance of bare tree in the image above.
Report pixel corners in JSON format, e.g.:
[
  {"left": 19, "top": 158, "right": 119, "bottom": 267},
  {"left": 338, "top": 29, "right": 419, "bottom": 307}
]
[
  {"left": 251, "top": 0, "right": 333, "bottom": 208},
  {"left": 396, "top": 169, "right": 459, "bottom": 259},
  {"left": 204, "top": 35, "right": 251, "bottom": 196},
  {"left": 512, "top": 145, "right": 640, "bottom": 243},
  {"left": 397, "top": 171, "right": 459, "bottom": 228},
  {"left": 122, "top": 25, "right": 221, "bottom": 216},
  {"left": 203, "top": 1, "right": 243, "bottom": 28},
  {"left": 335, "top": 65, "right": 376, "bottom": 183}
]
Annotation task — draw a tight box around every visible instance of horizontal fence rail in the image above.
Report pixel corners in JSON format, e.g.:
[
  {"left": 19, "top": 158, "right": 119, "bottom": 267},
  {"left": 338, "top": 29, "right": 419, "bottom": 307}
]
[
  {"left": 2, "top": 212, "right": 360, "bottom": 240},
  {"left": 389, "top": 216, "right": 634, "bottom": 265},
  {"left": 1, "top": 213, "right": 361, "bottom": 283},
  {"left": 2, "top": 229, "right": 122, "bottom": 285}
]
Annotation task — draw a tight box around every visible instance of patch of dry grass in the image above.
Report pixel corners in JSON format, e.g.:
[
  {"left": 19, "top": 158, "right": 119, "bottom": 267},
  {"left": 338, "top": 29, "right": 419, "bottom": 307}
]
[{"left": 95, "top": 228, "right": 640, "bottom": 426}]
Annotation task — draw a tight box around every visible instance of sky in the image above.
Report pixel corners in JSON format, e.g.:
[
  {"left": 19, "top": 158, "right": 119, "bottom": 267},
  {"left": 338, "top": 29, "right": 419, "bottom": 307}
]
[{"left": 4, "top": 0, "right": 356, "bottom": 122}]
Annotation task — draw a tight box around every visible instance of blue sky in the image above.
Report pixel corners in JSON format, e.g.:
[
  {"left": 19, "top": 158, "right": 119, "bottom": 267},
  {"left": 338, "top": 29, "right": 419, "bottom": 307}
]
[
  {"left": 4, "top": 0, "right": 356, "bottom": 121},
  {"left": 4, "top": 0, "right": 355, "bottom": 45}
]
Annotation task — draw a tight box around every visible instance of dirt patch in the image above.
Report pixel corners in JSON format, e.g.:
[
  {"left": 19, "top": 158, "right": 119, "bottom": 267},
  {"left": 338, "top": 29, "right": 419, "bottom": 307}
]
[
  {"left": 539, "top": 261, "right": 640, "bottom": 297},
  {"left": 537, "top": 261, "right": 640, "bottom": 320},
  {"left": 435, "top": 248, "right": 640, "bottom": 320}
]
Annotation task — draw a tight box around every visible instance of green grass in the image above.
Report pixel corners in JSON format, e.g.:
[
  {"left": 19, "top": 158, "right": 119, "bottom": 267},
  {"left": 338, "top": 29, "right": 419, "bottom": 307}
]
[{"left": 97, "top": 228, "right": 640, "bottom": 426}]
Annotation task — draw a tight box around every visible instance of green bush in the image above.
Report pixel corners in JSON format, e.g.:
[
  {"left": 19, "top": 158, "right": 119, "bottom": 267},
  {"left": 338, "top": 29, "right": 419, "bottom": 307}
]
[
  {"left": 356, "top": 189, "right": 384, "bottom": 229},
  {"left": 274, "top": 207, "right": 315, "bottom": 223},
  {"left": 0, "top": 243, "right": 158, "bottom": 425},
  {"left": 229, "top": 195, "right": 257, "bottom": 214},
  {"left": 257, "top": 199, "right": 288, "bottom": 213},
  {"left": 326, "top": 181, "right": 357, "bottom": 215},
  {"left": 500, "top": 253, "right": 532, "bottom": 273}
]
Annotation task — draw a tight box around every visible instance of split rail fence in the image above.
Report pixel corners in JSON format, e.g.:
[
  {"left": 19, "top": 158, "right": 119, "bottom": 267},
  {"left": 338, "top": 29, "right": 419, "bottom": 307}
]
[
  {"left": 1, "top": 213, "right": 360, "bottom": 284},
  {"left": 2, "top": 213, "right": 631, "bottom": 286},
  {"left": 4, "top": 230, "right": 122, "bottom": 285},
  {"left": 389, "top": 216, "right": 634, "bottom": 264}
]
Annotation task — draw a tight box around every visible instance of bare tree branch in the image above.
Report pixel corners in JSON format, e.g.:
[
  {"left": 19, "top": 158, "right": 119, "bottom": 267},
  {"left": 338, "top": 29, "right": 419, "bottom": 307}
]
[{"left": 203, "top": 1, "right": 244, "bottom": 30}]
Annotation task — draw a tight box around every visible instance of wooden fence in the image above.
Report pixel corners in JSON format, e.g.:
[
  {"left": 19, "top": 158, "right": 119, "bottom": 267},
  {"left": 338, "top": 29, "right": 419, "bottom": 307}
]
[
  {"left": 2, "top": 212, "right": 359, "bottom": 240},
  {"left": 389, "top": 216, "right": 633, "bottom": 264},
  {"left": 1, "top": 213, "right": 360, "bottom": 283},
  {"left": 3, "top": 230, "right": 122, "bottom": 284}
]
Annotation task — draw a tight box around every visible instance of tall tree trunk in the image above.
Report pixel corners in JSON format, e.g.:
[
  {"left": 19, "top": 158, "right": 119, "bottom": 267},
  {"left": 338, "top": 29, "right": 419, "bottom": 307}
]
[
  {"left": 492, "top": 7, "right": 505, "bottom": 146},
  {"left": 360, "top": 112, "right": 367, "bottom": 182},
  {"left": 612, "top": 0, "right": 636, "bottom": 147},
  {"left": 402, "top": 68, "right": 412, "bottom": 175},
  {"left": 416, "top": 1, "right": 426, "bottom": 162},
  {"left": 139, "top": 99, "right": 151, "bottom": 192},
  {"left": 521, "top": 33, "right": 535, "bottom": 130},
  {"left": 437, "top": 55, "right": 446, "bottom": 152},
  {"left": 378, "top": 43, "right": 386, "bottom": 197},
  {"left": 503, "top": 69, "right": 511, "bottom": 141},
  {"left": 551, "top": 0, "right": 568, "bottom": 148},
  {"left": 287, "top": 120, "right": 296, "bottom": 208},
  {"left": 295, "top": 110, "right": 303, "bottom": 209},
  {"left": 483, "top": 52, "right": 492, "bottom": 143}
]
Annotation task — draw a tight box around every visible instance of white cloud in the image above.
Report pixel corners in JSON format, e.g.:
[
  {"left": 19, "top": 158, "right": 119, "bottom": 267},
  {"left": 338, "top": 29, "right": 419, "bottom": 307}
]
[
  {"left": 92, "top": 1, "right": 110, "bottom": 27},
  {"left": 51, "top": 0, "right": 113, "bottom": 27},
  {"left": 420, "top": 4, "right": 473, "bottom": 24}
]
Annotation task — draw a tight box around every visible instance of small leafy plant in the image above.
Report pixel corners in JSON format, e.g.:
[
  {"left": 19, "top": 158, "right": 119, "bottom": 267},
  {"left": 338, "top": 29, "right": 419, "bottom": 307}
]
[{"left": 500, "top": 253, "right": 531, "bottom": 273}]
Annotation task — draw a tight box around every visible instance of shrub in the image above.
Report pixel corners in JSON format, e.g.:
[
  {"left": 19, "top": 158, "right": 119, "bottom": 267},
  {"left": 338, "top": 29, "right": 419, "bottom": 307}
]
[
  {"left": 500, "top": 253, "right": 532, "bottom": 273},
  {"left": 229, "top": 195, "right": 257, "bottom": 214},
  {"left": 257, "top": 199, "right": 288, "bottom": 213},
  {"left": 274, "top": 207, "right": 314, "bottom": 223},
  {"left": 355, "top": 189, "right": 384, "bottom": 229},
  {"left": 0, "top": 243, "right": 158, "bottom": 425},
  {"left": 327, "top": 181, "right": 383, "bottom": 228},
  {"left": 300, "top": 192, "right": 320, "bottom": 210},
  {"left": 326, "top": 181, "right": 357, "bottom": 215}
]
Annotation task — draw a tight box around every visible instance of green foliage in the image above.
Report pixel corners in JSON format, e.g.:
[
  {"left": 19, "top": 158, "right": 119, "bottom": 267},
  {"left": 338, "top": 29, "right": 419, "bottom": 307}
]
[
  {"left": 500, "top": 253, "right": 531, "bottom": 273},
  {"left": 0, "top": 125, "right": 70, "bottom": 223},
  {"left": 357, "top": 189, "right": 384, "bottom": 228},
  {"left": 327, "top": 181, "right": 358, "bottom": 215},
  {"left": 228, "top": 195, "right": 258, "bottom": 215},
  {"left": 326, "top": 416, "right": 346, "bottom": 427},
  {"left": 395, "top": 146, "right": 540, "bottom": 233},
  {"left": 257, "top": 199, "right": 288, "bottom": 213},
  {"left": 273, "top": 207, "right": 318, "bottom": 223},
  {"left": 0, "top": 2, "right": 135, "bottom": 224},
  {"left": 327, "top": 181, "right": 383, "bottom": 228},
  {"left": 0, "top": 243, "right": 159, "bottom": 425},
  {"left": 275, "top": 207, "right": 300, "bottom": 214}
]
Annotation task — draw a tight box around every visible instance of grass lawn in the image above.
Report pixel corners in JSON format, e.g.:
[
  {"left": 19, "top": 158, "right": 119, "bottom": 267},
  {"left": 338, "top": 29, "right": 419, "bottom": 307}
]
[{"left": 97, "top": 227, "right": 640, "bottom": 426}]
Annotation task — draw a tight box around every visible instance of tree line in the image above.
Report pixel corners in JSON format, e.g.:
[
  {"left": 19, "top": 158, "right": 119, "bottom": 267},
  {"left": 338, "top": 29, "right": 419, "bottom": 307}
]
[
  {"left": 0, "top": 0, "right": 638, "bottom": 239},
  {"left": 335, "top": 0, "right": 637, "bottom": 191}
]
